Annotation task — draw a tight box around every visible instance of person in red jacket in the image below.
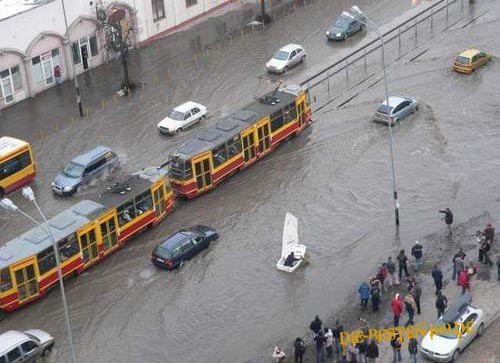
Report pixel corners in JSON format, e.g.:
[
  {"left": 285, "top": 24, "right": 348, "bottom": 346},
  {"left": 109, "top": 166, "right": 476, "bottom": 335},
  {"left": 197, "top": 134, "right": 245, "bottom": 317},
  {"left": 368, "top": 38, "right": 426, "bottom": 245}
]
[
  {"left": 458, "top": 268, "right": 470, "bottom": 294},
  {"left": 391, "top": 293, "right": 404, "bottom": 326}
]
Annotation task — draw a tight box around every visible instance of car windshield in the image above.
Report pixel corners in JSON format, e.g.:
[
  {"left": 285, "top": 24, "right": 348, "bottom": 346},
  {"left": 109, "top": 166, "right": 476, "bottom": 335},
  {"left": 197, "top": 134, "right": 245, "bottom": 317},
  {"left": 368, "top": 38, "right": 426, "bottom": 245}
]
[
  {"left": 334, "top": 17, "right": 350, "bottom": 29},
  {"left": 63, "top": 162, "right": 85, "bottom": 178},
  {"left": 376, "top": 104, "right": 393, "bottom": 114},
  {"left": 455, "top": 56, "right": 470, "bottom": 65},
  {"left": 154, "top": 246, "right": 173, "bottom": 259},
  {"left": 432, "top": 319, "right": 461, "bottom": 339},
  {"left": 168, "top": 109, "right": 185, "bottom": 121},
  {"left": 273, "top": 50, "right": 290, "bottom": 60},
  {"left": 24, "top": 333, "right": 41, "bottom": 343}
]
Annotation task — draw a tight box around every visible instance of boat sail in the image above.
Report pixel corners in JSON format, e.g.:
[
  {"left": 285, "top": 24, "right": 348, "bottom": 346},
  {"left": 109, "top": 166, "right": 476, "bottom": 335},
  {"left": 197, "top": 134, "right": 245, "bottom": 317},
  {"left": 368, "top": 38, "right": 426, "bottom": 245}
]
[{"left": 276, "top": 212, "right": 307, "bottom": 272}]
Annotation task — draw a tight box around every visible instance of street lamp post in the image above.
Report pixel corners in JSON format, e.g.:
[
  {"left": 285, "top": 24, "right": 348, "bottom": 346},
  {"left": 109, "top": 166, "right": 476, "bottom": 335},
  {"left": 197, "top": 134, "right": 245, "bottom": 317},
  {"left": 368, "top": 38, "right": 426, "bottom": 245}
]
[
  {"left": 0, "top": 189, "right": 77, "bottom": 363},
  {"left": 343, "top": 6, "right": 400, "bottom": 226},
  {"left": 60, "top": 0, "right": 84, "bottom": 117}
]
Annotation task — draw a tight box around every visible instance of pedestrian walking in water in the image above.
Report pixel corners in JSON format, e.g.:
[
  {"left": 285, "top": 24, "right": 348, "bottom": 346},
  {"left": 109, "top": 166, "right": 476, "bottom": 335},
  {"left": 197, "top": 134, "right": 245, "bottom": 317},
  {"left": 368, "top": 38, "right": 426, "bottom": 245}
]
[
  {"left": 496, "top": 254, "right": 500, "bottom": 281},
  {"left": 356, "top": 339, "right": 368, "bottom": 363},
  {"left": 390, "top": 333, "right": 402, "bottom": 362},
  {"left": 458, "top": 268, "right": 470, "bottom": 294},
  {"left": 310, "top": 315, "right": 322, "bottom": 335},
  {"left": 439, "top": 208, "right": 453, "bottom": 235},
  {"left": 358, "top": 282, "right": 370, "bottom": 310},
  {"left": 479, "top": 239, "right": 493, "bottom": 265},
  {"left": 313, "top": 331, "right": 326, "bottom": 363},
  {"left": 408, "top": 337, "right": 418, "bottom": 363},
  {"left": 376, "top": 264, "right": 387, "bottom": 293},
  {"left": 365, "top": 340, "right": 379, "bottom": 363},
  {"left": 294, "top": 337, "right": 306, "bottom": 363},
  {"left": 436, "top": 290, "right": 448, "bottom": 318},
  {"left": 404, "top": 293, "right": 416, "bottom": 326},
  {"left": 453, "top": 250, "right": 465, "bottom": 282},
  {"left": 324, "top": 328, "right": 333, "bottom": 358},
  {"left": 391, "top": 293, "right": 404, "bottom": 327},
  {"left": 411, "top": 241, "right": 423, "bottom": 273},
  {"left": 411, "top": 283, "right": 422, "bottom": 315},
  {"left": 484, "top": 223, "right": 495, "bottom": 243},
  {"left": 397, "top": 250, "right": 409, "bottom": 280},
  {"left": 370, "top": 280, "right": 381, "bottom": 312},
  {"left": 431, "top": 264, "right": 443, "bottom": 293},
  {"left": 272, "top": 346, "right": 286, "bottom": 362},
  {"left": 333, "top": 319, "right": 344, "bottom": 359},
  {"left": 347, "top": 342, "right": 358, "bottom": 363},
  {"left": 386, "top": 256, "right": 398, "bottom": 286}
]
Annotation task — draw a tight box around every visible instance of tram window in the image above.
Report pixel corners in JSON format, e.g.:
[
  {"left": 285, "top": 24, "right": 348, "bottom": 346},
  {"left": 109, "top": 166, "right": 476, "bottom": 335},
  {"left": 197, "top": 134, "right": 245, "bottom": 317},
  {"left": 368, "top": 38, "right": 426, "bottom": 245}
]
[
  {"left": 212, "top": 145, "right": 228, "bottom": 168},
  {"left": 58, "top": 234, "right": 80, "bottom": 261},
  {"left": 283, "top": 102, "right": 297, "bottom": 123},
  {"left": 117, "top": 200, "right": 137, "bottom": 226},
  {"left": 169, "top": 158, "right": 193, "bottom": 181},
  {"left": 0, "top": 268, "right": 12, "bottom": 292},
  {"left": 226, "top": 136, "right": 242, "bottom": 158},
  {"left": 270, "top": 110, "right": 284, "bottom": 132},
  {"left": 135, "top": 190, "right": 153, "bottom": 214},
  {"left": 37, "top": 247, "right": 56, "bottom": 275}
]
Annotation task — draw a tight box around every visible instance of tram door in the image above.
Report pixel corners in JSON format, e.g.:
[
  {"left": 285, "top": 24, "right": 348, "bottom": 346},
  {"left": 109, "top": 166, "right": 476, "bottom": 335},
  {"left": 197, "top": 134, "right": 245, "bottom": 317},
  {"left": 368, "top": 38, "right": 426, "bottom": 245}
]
[
  {"left": 256, "top": 121, "right": 271, "bottom": 154},
  {"left": 13, "top": 262, "right": 38, "bottom": 302},
  {"left": 78, "top": 226, "right": 99, "bottom": 267},
  {"left": 297, "top": 100, "right": 305, "bottom": 127},
  {"left": 152, "top": 184, "right": 166, "bottom": 218},
  {"left": 241, "top": 128, "right": 256, "bottom": 163},
  {"left": 99, "top": 212, "right": 119, "bottom": 254},
  {"left": 193, "top": 153, "right": 212, "bottom": 192}
]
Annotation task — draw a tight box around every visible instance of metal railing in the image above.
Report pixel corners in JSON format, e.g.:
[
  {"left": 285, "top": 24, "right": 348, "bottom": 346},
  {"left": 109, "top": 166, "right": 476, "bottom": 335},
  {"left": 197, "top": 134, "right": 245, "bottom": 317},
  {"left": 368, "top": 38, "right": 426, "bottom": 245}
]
[{"left": 301, "top": 0, "right": 471, "bottom": 110}]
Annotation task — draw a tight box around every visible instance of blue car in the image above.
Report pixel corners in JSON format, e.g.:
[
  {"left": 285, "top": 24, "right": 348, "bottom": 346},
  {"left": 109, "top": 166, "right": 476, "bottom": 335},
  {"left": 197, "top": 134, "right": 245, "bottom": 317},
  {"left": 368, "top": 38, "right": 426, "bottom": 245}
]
[
  {"left": 326, "top": 13, "right": 365, "bottom": 41},
  {"left": 372, "top": 96, "right": 419, "bottom": 126}
]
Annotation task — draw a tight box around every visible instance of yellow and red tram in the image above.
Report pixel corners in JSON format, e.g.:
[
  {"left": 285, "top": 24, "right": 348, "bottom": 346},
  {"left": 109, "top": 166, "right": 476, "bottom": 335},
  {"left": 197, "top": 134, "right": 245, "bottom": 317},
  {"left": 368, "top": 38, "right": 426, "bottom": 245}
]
[
  {"left": 168, "top": 84, "right": 312, "bottom": 198},
  {"left": 0, "top": 170, "right": 174, "bottom": 311}
]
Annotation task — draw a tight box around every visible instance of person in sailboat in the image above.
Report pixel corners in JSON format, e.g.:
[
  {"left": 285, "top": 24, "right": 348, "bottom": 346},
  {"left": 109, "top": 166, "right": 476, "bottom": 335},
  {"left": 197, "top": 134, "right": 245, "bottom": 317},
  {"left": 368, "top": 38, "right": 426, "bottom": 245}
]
[{"left": 284, "top": 251, "right": 302, "bottom": 267}]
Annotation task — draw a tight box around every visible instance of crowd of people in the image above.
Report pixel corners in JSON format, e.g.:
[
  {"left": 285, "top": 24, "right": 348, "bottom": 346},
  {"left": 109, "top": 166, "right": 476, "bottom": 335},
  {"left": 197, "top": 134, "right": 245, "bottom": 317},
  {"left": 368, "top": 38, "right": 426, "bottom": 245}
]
[{"left": 272, "top": 215, "right": 498, "bottom": 363}]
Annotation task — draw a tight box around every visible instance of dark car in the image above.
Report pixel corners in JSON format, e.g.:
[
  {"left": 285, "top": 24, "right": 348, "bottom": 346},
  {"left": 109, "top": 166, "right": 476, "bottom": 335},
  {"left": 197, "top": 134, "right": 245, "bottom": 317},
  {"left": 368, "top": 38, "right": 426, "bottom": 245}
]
[
  {"left": 326, "top": 13, "right": 365, "bottom": 41},
  {"left": 151, "top": 225, "right": 218, "bottom": 269}
]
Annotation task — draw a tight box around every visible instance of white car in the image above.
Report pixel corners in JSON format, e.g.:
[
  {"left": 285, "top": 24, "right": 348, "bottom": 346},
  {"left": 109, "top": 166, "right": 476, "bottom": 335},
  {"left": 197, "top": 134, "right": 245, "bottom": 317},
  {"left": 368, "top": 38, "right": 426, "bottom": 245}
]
[
  {"left": 420, "top": 295, "right": 485, "bottom": 362},
  {"left": 157, "top": 101, "right": 207, "bottom": 135},
  {"left": 266, "top": 44, "right": 306, "bottom": 74},
  {"left": 0, "top": 329, "right": 55, "bottom": 362}
]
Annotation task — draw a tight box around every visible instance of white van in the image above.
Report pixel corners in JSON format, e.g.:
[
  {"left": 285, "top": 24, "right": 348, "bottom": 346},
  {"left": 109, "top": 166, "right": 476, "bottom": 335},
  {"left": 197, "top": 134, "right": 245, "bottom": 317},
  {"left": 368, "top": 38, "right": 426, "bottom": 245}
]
[{"left": 0, "top": 330, "right": 54, "bottom": 363}]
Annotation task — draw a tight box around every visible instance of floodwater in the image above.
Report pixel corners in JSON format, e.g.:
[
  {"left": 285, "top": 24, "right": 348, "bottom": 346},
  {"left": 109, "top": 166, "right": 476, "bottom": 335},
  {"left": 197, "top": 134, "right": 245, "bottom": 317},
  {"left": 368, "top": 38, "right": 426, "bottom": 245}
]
[{"left": 2, "top": 0, "right": 500, "bottom": 362}]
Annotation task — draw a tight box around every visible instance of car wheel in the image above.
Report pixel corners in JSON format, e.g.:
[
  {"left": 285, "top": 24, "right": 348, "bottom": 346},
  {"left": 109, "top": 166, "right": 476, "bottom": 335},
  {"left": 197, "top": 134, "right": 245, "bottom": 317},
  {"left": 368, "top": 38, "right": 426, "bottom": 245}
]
[
  {"left": 451, "top": 349, "right": 459, "bottom": 362},
  {"left": 0, "top": 187, "right": 4, "bottom": 198},
  {"left": 74, "top": 185, "right": 80, "bottom": 195},
  {"left": 301, "top": 55, "right": 306, "bottom": 63},
  {"left": 361, "top": 24, "right": 365, "bottom": 30},
  {"left": 283, "top": 66, "right": 288, "bottom": 73},
  {"left": 176, "top": 128, "right": 183, "bottom": 133},
  {"left": 201, "top": 115, "right": 206, "bottom": 120},
  {"left": 477, "top": 323, "right": 485, "bottom": 336},
  {"left": 178, "top": 260, "right": 184, "bottom": 269},
  {"left": 43, "top": 345, "right": 53, "bottom": 357}
]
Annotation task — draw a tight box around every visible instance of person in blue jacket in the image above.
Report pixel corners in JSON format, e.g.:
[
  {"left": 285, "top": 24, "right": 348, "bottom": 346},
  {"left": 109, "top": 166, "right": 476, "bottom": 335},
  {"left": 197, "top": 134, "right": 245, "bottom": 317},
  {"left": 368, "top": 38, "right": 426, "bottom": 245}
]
[{"left": 358, "top": 282, "right": 370, "bottom": 310}]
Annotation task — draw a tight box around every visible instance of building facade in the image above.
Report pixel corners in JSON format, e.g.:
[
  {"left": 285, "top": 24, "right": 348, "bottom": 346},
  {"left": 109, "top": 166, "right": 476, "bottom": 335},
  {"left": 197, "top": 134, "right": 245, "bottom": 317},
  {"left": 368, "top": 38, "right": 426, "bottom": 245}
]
[{"left": 0, "top": 0, "right": 231, "bottom": 110}]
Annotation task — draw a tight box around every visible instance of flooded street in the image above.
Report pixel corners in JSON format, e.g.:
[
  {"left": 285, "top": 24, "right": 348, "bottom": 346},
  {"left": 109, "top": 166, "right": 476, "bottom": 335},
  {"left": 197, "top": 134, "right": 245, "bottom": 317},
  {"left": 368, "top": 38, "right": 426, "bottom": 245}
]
[{"left": 2, "top": 0, "right": 500, "bottom": 362}]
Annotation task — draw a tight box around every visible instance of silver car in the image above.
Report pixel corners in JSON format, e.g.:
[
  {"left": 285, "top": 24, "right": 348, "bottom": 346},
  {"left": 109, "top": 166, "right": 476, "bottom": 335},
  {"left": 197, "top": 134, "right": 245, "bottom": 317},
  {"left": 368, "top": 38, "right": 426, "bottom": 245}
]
[
  {"left": 372, "top": 96, "right": 418, "bottom": 126},
  {"left": 0, "top": 329, "right": 54, "bottom": 362},
  {"left": 266, "top": 44, "right": 306, "bottom": 74}
]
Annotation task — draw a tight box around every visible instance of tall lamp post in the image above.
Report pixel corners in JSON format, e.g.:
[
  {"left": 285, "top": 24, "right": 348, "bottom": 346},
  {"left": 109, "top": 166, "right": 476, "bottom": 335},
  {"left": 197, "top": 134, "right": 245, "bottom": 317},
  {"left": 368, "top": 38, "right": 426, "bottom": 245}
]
[
  {"left": 0, "top": 188, "right": 77, "bottom": 363},
  {"left": 343, "top": 6, "right": 400, "bottom": 226},
  {"left": 60, "top": 0, "right": 84, "bottom": 117}
]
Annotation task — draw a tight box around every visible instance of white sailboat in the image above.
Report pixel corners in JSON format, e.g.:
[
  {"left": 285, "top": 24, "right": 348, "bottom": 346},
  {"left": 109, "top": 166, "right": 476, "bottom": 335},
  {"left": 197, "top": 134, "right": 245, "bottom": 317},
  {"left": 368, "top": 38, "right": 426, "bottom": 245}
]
[{"left": 276, "top": 212, "right": 307, "bottom": 273}]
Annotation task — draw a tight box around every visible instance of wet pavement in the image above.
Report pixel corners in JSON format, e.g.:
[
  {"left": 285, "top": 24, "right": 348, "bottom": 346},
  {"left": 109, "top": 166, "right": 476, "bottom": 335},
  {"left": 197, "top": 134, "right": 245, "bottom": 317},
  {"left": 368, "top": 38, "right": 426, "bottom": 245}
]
[{"left": 2, "top": 0, "right": 500, "bottom": 362}]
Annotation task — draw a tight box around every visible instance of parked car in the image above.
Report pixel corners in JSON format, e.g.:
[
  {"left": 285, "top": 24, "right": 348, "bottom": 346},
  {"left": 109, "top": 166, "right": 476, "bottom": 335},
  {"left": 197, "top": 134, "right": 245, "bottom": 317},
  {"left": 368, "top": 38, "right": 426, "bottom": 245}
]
[
  {"left": 0, "top": 329, "right": 54, "bottom": 362},
  {"left": 326, "top": 13, "right": 365, "bottom": 41},
  {"left": 420, "top": 294, "right": 484, "bottom": 362},
  {"left": 372, "top": 96, "right": 418, "bottom": 126},
  {"left": 157, "top": 101, "right": 207, "bottom": 135},
  {"left": 52, "top": 146, "right": 119, "bottom": 195},
  {"left": 266, "top": 44, "right": 306, "bottom": 74},
  {"left": 151, "top": 225, "right": 218, "bottom": 270},
  {"left": 453, "top": 48, "right": 491, "bottom": 74}
]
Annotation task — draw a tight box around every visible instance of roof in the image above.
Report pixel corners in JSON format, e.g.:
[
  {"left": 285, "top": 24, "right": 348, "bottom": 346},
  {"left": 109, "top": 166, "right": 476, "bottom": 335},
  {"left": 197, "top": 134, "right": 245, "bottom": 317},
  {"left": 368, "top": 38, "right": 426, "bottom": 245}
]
[
  {"left": 174, "top": 101, "right": 203, "bottom": 113},
  {"left": 0, "top": 200, "right": 107, "bottom": 269},
  {"left": 443, "top": 292, "right": 473, "bottom": 323},
  {"left": 72, "top": 146, "right": 112, "bottom": 166},
  {"left": 381, "top": 96, "right": 408, "bottom": 107},
  {"left": 93, "top": 174, "right": 153, "bottom": 209},
  {"left": 0, "top": 330, "right": 28, "bottom": 352},
  {"left": 0, "top": 136, "right": 28, "bottom": 158},
  {"left": 280, "top": 43, "right": 303, "bottom": 52},
  {"left": 173, "top": 88, "right": 298, "bottom": 159},
  {"left": 459, "top": 49, "right": 480, "bottom": 58}
]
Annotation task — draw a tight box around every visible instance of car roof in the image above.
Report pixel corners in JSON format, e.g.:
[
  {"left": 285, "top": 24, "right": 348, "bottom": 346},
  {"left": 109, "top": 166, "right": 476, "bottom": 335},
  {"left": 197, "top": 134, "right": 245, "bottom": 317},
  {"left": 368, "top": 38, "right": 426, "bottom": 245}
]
[
  {"left": 459, "top": 48, "right": 480, "bottom": 58},
  {"left": 380, "top": 96, "right": 411, "bottom": 107},
  {"left": 0, "top": 331, "right": 29, "bottom": 352},
  {"left": 174, "top": 101, "right": 201, "bottom": 113},
  {"left": 442, "top": 292, "right": 475, "bottom": 323},
  {"left": 71, "top": 146, "right": 112, "bottom": 166},
  {"left": 280, "top": 43, "right": 303, "bottom": 52},
  {"left": 159, "top": 230, "right": 196, "bottom": 249}
]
